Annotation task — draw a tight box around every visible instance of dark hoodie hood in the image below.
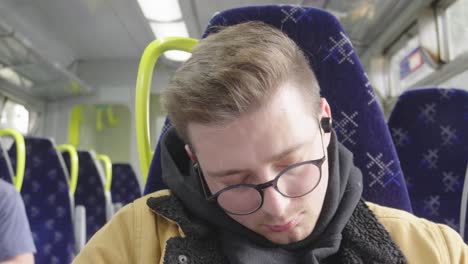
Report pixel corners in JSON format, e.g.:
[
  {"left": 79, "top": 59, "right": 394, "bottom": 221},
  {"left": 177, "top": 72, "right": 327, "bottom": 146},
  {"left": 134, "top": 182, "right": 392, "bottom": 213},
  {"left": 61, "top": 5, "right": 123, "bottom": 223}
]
[
  {"left": 160, "top": 127, "right": 363, "bottom": 253},
  {"left": 160, "top": 127, "right": 261, "bottom": 239}
]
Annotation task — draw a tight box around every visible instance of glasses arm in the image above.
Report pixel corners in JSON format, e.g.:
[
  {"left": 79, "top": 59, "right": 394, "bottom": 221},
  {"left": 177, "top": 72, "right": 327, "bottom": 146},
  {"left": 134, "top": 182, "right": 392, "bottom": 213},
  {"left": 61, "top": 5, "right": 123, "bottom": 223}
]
[{"left": 195, "top": 163, "right": 216, "bottom": 201}]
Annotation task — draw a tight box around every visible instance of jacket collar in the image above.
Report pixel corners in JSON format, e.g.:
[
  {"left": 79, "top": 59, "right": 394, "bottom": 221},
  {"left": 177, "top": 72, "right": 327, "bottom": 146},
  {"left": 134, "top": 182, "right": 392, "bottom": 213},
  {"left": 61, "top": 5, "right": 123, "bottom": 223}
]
[
  {"left": 147, "top": 194, "right": 407, "bottom": 264},
  {"left": 147, "top": 194, "right": 229, "bottom": 264},
  {"left": 147, "top": 194, "right": 213, "bottom": 238}
]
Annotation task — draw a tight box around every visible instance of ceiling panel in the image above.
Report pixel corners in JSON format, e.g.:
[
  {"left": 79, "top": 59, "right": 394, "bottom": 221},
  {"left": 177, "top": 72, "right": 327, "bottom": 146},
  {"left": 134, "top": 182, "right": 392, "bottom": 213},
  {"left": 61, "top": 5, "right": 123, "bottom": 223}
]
[
  {"left": 29, "top": 0, "right": 154, "bottom": 59},
  {"left": 0, "top": 23, "right": 93, "bottom": 101}
]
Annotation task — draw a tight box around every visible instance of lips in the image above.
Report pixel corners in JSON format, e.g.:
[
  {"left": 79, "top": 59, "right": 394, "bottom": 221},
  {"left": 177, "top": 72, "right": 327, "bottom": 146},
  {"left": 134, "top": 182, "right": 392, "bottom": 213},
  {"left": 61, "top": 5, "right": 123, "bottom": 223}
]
[{"left": 264, "top": 214, "right": 301, "bottom": 232}]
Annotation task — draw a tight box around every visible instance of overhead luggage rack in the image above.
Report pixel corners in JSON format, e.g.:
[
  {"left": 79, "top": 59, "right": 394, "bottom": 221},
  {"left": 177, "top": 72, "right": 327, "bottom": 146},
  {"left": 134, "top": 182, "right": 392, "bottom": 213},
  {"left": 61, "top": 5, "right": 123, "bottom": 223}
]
[{"left": 0, "top": 22, "right": 93, "bottom": 101}]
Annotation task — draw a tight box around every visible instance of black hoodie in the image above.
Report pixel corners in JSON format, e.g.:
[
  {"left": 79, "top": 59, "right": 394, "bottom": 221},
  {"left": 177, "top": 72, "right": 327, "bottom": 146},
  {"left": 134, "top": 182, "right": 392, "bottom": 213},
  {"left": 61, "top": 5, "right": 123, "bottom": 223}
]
[{"left": 158, "top": 128, "right": 406, "bottom": 263}]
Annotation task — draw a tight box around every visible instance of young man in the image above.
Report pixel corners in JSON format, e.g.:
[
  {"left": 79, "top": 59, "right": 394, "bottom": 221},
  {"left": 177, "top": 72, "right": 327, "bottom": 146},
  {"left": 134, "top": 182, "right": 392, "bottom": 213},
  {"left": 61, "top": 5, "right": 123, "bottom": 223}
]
[
  {"left": 73, "top": 22, "right": 467, "bottom": 263},
  {"left": 0, "top": 179, "right": 36, "bottom": 264}
]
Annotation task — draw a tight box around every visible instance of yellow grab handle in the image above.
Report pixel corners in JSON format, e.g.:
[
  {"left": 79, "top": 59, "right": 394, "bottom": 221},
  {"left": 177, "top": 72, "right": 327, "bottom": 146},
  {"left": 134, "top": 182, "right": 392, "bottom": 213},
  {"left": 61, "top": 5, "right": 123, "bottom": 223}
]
[
  {"left": 106, "top": 106, "right": 119, "bottom": 127},
  {"left": 69, "top": 105, "right": 83, "bottom": 147},
  {"left": 96, "top": 154, "right": 112, "bottom": 192},
  {"left": 96, "top": 107, "right": 104, "bottom": 132},
  {"left": 68, "top": 105, "right": 83, "bottom": 147},
  {"left": 0, "top": 129, "right": 25, "bottom": 191},
  {"left": 56, "top": 144, "right": 79, "bottom": 196},
  {"left": 135, "top": 36, "right": 198, "bottom": 183}
]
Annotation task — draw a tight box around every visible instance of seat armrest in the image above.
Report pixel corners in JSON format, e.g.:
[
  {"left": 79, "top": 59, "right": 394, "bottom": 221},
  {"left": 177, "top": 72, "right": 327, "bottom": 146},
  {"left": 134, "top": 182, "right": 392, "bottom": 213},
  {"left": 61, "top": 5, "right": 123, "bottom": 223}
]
[
  {"left": 74, "top": 205, "right": 86, "bottom": 253},
  {"left": 113, "top": 202, "right": 123, "bottom": 213},
  {"left": 105, "top": 191, "right": 115, "bottom": 221}
]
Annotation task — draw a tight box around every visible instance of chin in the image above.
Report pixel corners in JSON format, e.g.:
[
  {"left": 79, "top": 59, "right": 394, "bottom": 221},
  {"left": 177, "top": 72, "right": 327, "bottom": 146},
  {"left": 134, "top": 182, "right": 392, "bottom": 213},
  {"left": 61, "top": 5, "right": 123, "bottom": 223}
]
[{"left": 264, "top": 230, "right": 305, "bottom": 245}]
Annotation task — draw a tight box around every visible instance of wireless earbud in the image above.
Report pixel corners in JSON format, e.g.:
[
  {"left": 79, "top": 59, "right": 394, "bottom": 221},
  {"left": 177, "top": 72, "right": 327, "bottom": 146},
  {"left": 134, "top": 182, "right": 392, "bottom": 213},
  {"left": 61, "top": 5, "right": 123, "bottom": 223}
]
[{"left": 320, "top": 117, "right": 332, "bottom": 133}]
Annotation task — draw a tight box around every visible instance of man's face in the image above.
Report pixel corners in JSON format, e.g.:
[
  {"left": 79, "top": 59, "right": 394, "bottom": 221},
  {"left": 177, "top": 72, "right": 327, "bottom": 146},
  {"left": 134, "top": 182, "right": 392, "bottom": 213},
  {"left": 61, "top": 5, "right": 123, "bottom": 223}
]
[{"left": 187, "top": 83, "right": 331, "bottom": 245}]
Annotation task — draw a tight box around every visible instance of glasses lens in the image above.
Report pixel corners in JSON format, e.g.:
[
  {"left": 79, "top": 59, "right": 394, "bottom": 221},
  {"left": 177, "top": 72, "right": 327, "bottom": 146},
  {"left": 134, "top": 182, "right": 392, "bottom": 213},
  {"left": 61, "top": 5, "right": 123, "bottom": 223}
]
[
  {"left": 217, "top": 186, "right": 262, "bottom": 215},
  {"left": 277, "top": 163, "right": 321, "bottom": 197}
]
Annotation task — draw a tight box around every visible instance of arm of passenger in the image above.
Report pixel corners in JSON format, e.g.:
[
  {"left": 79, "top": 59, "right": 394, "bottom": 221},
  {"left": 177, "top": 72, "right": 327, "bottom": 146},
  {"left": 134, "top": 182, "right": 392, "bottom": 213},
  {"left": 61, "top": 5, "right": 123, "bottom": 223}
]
[
  {"left": 0, "top": 182, "right": 36, "bottom": 264},
  {"left": 0, "top": 253, "right": 34, "bottom": 264}
]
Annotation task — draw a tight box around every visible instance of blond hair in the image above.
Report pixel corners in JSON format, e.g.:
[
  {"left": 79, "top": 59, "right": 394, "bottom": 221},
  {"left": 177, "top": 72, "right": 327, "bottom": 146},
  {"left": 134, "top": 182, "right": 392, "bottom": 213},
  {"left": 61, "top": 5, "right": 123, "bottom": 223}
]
[{"left": 162, "top": 21, "right": 320, "bottom": 143}]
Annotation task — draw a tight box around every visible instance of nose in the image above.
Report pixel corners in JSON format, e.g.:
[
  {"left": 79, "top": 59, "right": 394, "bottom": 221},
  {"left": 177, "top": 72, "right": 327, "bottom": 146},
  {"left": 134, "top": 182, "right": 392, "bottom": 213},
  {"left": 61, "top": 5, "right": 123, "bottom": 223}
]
[{"left": 261, "top": 184, "right": 290, "bottom": 218}]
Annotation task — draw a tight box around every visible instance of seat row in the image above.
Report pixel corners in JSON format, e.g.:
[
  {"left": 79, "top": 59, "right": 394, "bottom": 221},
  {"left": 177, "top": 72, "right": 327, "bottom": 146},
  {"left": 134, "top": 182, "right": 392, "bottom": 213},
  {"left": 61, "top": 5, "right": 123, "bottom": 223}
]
[
  {"left": 0, "top": 132, "right": 142, "bottom": 264},
  {"left": 388, "top": 87, "right": 468, "bottom": 240}
]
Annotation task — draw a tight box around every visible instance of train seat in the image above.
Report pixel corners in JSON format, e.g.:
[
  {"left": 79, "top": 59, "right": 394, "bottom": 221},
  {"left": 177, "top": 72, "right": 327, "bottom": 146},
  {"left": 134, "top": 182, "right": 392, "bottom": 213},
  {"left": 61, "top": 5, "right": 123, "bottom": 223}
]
[
  {"left": 9, "top": 137, "right": 75, "bottom": 264},
  {"left": 73, "top": 150, "right": 113, "bottom": 241},
  {"left": 111, "top": 163, "right": 141, "bottom": 208},
  {"left": 144, "top": 5, "right": 412, "bottom": 212},
  {"left": 388, "top": 87, "right": 468, "bottom": 240}
]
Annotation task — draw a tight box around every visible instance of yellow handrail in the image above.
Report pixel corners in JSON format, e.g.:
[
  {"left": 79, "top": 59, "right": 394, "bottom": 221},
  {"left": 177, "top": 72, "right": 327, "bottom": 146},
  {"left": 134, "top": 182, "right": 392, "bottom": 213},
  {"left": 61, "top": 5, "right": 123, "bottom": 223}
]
[
  {"left": 69, "top": 105, "right": 83, "bottom": 147},
  {"left": 135, "top": 36, "right": 198, "bottom": 183},
  {"left": 56, "top": 144, "right": 79, "bottom": 196},
  {"left": 96, "top": 106, "right": 104, "bottom": 132},
  {"left": 96, "top": 154, "right": 112, "bottom": 192},
  {"left": 0, "top": 129, "right": 25, "bottom": 191},
  {"left": 106, "top": 106, "right": 119, "bottom": 127}
]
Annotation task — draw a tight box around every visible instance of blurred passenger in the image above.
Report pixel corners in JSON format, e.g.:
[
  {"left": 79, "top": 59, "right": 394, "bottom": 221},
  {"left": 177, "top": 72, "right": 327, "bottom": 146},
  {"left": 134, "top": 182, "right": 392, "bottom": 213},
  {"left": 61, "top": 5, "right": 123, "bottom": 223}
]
[{"left": 0, "top": 179, "right": 35, "bottom": 264}]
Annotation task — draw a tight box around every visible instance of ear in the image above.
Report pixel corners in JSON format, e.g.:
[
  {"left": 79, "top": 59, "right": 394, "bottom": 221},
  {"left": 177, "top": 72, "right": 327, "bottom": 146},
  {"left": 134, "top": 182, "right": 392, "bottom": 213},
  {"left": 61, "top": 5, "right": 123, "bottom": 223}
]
[
  {"left": 185, "top": 144, "right": 198, "bottom": 163},
  {"left": 319, "top": 98, "right": 332, "bottom": 147}
]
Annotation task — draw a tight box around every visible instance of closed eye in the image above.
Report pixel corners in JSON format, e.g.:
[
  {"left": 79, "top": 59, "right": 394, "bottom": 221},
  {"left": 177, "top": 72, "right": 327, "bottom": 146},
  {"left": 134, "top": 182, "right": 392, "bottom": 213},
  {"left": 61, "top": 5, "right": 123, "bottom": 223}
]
[
  {"left": 220, "top": 174, "right": 250, "bottom": 186},
  {"left": 275, "top": 155, "right": 304, "bottom": 170}
]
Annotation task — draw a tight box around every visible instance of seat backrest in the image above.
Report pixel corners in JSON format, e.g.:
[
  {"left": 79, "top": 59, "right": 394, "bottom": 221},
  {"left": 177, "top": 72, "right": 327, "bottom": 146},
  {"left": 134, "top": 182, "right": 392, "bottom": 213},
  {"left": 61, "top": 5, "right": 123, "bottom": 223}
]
[
  {"left": 144, "top": 5, "right": 412, "bottom": 212},
  {"left": 145, "top": 118, "right": 172, "bottom": 193},
  {"left": 9, "top": 137, "right": 75, "bottom": 264},
  {"left": 111, "top": 163, "right": 142, "bottom": 206},
  {"left": 72, "top": 150, "right": 109, "bottom": 241},
  {"left": 388, "top": 88, "right": 468, "bottom": 238},
  {"left": 0, "top": 142, "right": 14, "bottom": 184}
]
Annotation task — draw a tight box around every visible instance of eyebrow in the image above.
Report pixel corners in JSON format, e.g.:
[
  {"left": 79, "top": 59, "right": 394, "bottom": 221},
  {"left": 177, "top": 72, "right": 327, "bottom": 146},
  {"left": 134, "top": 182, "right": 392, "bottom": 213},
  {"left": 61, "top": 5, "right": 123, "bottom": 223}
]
[
  {"left": 207, "top": 168, "right": 246, "bottom": 178},
  {"left": 205, "top": 142, "right": 305, "bottom": 178}
]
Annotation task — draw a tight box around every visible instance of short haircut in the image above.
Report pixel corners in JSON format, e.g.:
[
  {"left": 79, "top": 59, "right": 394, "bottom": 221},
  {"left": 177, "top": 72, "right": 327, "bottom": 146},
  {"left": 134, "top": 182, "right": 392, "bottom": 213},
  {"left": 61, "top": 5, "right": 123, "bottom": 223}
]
[{"left": 162, "top": 21, "right": 321, "bottom": 143}]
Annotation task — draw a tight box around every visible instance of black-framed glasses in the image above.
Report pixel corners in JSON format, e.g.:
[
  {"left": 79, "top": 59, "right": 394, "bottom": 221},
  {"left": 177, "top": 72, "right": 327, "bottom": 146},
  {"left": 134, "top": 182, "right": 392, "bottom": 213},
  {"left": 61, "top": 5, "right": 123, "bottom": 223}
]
[{"left": 195, "top": 119, "right": 328, "bottom": 215}]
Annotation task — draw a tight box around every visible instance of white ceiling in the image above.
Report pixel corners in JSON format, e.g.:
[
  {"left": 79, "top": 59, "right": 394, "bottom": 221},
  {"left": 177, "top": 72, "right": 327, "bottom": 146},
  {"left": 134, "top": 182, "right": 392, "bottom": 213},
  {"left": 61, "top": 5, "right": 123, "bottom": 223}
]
[
  {"left": 0, "top": 0, "right": 155, "bottom": 60},
  {"left": 38, "top": 0, "right": 155, "bottom": 60},
  {"left": 0, "top": 0, "right": 156, "bottom": 100},
  {"left": 0, "top": 0, "right": 427, "bottom": 62},
  {"left": 0, "top": 0, "right": 432, "bottom": 101}
]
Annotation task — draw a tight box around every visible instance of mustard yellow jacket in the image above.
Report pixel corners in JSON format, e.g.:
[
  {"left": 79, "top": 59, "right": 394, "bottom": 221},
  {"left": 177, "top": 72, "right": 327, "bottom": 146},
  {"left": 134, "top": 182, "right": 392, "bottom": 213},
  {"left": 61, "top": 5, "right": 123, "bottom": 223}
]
[{"left": 73, "top": 190, "right": 468, "bottom": 264}]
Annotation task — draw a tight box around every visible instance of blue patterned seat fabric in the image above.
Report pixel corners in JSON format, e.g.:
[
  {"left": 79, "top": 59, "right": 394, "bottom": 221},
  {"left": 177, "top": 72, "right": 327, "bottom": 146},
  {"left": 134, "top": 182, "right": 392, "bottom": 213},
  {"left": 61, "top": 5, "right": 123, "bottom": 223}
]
[
  {"left": 0, "top": 142, "right": 14, "bottom": 184},
  {"left": 8, "top": 137, "right": 75, "bottom": 264},
  {"left": 145, "top": 117, "right": 172, "bottom": 193},
  {"left": 72, "top": 150, "right": 108, "bottom": 241},
  {"left": 388, "top": 88, "right": 468, "bottom": 239},
  {"left": 111, "top": 163, "right": 141, "bottom": 206},
  {"left": 144, "top": 5, "right": 412, "bottom": 212}
]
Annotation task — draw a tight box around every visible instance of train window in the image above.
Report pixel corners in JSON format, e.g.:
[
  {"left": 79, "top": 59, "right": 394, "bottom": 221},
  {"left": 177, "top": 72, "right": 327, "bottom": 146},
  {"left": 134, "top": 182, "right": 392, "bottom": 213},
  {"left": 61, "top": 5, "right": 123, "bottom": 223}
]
[
  {"left": 27, "top": 110, "right": 40, "bottom": 135},
  {"left": 444, "top": 0, "right": 468, "bottom": 59},
  {"left": 0, "top": 98, "right": 29, "bottom": 134},
  {"left": 0, "top": 94, "right": 5, "bottom": 112}
]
